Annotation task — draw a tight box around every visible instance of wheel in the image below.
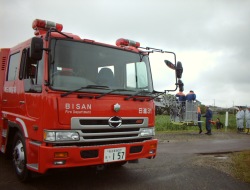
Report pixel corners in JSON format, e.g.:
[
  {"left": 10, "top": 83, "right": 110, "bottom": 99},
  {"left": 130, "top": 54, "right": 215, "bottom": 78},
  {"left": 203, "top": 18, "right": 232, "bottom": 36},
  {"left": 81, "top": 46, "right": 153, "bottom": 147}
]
[{"left": 12, "top": 132, "right": 30, "bottom": 182}]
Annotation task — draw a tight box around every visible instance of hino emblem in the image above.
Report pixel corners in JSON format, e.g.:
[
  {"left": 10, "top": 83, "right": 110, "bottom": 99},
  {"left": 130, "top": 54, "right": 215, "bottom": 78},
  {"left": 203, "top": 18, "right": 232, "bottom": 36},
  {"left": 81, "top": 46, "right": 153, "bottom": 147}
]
[
  {"left": 108, "top": 116, "right": 122, "bottom": 128},
  {"left": 113, "top": 103, "right": 121, "bottom": 112}
]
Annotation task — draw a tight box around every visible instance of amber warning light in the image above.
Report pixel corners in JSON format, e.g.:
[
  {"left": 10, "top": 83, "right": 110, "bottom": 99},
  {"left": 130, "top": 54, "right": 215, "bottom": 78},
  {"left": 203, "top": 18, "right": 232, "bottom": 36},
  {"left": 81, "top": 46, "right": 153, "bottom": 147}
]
[
  {"left": 116, "top": 38, "right": 140, "bottom": 48},
  {"left": 32, "top": 19, "right": 63, "bottom": 32}
]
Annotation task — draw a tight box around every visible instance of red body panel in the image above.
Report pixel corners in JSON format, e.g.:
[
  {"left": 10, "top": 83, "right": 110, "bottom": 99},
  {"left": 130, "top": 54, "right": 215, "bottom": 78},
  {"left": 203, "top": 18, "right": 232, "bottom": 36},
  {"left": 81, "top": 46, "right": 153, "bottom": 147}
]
[
  {"left": 57, "top": 95, "right": 155, "bottom": 125},
  {"left": 0, "top": 23, "right": 159, "bottom": 175}
]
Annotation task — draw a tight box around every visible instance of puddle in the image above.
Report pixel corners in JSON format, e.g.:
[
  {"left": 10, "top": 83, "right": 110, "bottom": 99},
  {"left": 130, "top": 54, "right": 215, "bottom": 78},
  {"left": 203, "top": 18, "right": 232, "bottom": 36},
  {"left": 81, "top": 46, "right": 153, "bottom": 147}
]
[{"left": 213, "top": 155, "right": 229, "bottom": 159}]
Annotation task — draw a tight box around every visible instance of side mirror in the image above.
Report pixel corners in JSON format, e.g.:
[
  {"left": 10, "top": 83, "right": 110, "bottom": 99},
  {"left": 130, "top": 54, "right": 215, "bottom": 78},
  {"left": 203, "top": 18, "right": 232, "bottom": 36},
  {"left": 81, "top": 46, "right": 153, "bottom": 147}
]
[
  {"left": 30, "top": 37, "right": 43, "bottom": 60},
  {"left": 164, "top": 60, "right": 176, "bottom": 70},
  {"left": 176, "top": 61, "right": 183, "bottom": 78}
]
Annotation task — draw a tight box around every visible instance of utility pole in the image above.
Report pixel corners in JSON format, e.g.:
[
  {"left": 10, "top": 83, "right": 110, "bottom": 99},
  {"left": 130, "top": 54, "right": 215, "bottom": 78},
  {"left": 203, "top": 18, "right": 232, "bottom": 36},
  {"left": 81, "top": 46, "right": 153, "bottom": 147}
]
[
  {"left": 213, "top": 99, "right": 215, "bottom": 111},
  {"left": 233, "top": 101, "right": 234, "bottom": 115}
]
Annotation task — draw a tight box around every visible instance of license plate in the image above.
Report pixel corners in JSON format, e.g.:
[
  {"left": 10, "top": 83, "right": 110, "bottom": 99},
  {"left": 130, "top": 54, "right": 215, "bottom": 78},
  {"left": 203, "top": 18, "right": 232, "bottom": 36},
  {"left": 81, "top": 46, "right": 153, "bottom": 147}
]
[{"left": 104, "top": 147, "right": 126, "bottom": 163}]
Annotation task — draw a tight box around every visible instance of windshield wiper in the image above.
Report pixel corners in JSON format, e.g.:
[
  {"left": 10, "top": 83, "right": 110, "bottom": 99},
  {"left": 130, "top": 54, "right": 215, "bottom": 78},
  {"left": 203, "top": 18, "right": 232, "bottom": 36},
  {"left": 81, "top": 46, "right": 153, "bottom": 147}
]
[
  {"left": 125, "top": 90, "right": 165, "bottom": 101},
  {"left": 124, "top": 90, "right": 151, "bottom": 101},
  {"left": 95, "top": 89, "right": 135, "bottom": 99},
  {"left": 60, "top": 85, "right": 109, "bottom": 97}
]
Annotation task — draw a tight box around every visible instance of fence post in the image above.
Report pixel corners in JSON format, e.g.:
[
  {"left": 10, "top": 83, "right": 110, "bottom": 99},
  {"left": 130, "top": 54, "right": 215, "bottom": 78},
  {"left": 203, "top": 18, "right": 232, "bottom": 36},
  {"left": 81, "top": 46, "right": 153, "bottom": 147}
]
[{"left": 225, "top": 111, "right": 228, "bottom": 131}]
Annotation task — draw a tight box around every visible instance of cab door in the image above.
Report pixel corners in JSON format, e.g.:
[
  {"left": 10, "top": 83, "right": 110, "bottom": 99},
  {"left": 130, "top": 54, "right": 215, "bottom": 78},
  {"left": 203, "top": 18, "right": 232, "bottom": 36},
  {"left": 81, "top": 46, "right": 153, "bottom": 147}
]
[{"left": 19, "top": 48, "right": 44, "bottom": 119}]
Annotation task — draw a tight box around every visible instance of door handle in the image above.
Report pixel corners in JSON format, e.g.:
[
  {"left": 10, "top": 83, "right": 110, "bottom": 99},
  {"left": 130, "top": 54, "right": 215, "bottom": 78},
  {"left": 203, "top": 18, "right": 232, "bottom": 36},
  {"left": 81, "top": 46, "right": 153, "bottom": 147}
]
[{"left": 19, "top": 101, "right": 25, "bottom": 104}]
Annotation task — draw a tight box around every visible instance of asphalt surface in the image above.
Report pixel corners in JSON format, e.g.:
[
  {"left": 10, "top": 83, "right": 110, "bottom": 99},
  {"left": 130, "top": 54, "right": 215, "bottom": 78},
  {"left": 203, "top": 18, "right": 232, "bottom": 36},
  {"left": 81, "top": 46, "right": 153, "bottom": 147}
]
[{"left": 1, "top": 131, "right": 250, "bottom": 190}]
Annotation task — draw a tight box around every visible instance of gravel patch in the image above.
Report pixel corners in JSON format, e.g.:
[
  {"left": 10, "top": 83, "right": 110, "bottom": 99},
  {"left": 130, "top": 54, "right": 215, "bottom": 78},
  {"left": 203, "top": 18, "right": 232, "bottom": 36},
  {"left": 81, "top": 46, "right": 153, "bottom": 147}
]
[
  {"left": 192, "top": 153, "right": 234, "bottom": 177},
  {"left": 156, "top": 130, "right": 250, "bottom": 182}
]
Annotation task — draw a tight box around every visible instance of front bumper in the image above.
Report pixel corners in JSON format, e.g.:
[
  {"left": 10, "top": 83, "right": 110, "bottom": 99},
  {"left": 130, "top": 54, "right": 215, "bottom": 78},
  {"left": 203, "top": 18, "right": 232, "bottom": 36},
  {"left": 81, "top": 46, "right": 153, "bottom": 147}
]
[{"left": 27, "top": 139, "right": 158, "bottom": 174}]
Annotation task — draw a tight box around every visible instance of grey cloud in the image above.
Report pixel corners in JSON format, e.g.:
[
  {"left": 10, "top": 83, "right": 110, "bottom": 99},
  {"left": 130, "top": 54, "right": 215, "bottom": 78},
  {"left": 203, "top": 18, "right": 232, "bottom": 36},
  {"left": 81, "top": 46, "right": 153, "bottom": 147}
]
[{"left": 0, "top": 0, "right": 249, "bottom": 107}]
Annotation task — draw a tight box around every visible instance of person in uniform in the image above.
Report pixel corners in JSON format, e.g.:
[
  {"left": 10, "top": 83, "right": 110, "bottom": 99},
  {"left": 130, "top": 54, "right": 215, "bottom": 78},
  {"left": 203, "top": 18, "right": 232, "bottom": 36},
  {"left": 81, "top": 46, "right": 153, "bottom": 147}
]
[
  {"left": 186, "top": 90, "right": 196, "bottom": 101},
  {"left": 236, "top": 107, "right": 245, "bottom": 133},
  {"left": 203, "top": 106, "right": 213, "bottom": 135},
  {"left": 197, "top": 105, "right": 202, "bottom": 134},
  {"left": 176, "top": 90, "right": 186, "bottom": 104},
  {"left": 245, "top": 107, "right": 250, "bottom": 134}
]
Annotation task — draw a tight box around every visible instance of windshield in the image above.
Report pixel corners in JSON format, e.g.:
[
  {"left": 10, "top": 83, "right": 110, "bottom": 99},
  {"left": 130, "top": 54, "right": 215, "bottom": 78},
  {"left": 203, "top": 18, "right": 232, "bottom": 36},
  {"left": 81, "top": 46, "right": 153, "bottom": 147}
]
[{"left": 49, "top": 39, "right": 153, "bottom": 94}]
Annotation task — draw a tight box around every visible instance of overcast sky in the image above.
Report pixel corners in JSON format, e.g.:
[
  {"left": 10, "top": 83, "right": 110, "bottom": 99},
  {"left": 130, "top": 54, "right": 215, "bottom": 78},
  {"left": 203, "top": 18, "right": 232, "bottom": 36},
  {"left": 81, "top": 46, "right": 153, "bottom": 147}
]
[{"left": 1, "top": 0, "right": 250, "bottom": 107}]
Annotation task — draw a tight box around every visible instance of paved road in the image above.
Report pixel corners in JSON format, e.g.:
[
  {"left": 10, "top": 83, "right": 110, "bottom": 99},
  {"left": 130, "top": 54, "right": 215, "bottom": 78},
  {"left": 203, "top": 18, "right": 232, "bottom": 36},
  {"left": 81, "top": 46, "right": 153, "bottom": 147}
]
[{"left": 1, "top": 132, "right": 250, "bottom": 190}]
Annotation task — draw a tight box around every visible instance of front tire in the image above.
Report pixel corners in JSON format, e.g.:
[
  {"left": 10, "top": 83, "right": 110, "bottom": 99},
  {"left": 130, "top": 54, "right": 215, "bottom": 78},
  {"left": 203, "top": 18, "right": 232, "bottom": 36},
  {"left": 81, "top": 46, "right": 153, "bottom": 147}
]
[{"left": 12, "top": 132, "right": 30, "bottom": 182}]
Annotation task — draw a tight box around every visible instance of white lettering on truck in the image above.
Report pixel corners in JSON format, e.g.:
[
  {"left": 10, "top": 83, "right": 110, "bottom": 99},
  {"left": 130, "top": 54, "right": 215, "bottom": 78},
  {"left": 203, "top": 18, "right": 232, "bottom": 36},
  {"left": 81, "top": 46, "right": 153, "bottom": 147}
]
[
  {"left": 139, "top": 108, "right": 152, "bottom": 114},
  {"left": 65, "top": 103, "right": 92, "bottom": 114},
  {"left": 4, "top": 87, "right": 17, "bottom": 93}
]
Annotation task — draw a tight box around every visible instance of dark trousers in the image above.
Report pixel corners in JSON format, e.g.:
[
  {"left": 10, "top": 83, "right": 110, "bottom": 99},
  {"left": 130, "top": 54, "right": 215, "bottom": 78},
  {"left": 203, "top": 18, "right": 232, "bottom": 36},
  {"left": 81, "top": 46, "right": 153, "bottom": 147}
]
[
  {"left": 206, "top": 120, "right": 211, "bottom": 132},
  {"left": 198, "top": 114, "right": 202, "bottom": 131}
]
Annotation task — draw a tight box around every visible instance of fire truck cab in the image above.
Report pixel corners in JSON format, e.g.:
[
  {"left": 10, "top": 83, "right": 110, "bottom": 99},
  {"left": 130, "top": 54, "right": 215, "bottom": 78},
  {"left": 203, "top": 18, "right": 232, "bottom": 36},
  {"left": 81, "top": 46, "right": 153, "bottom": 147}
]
[{"left": 0, "top": 19, "right": 183, "bottom": 181}]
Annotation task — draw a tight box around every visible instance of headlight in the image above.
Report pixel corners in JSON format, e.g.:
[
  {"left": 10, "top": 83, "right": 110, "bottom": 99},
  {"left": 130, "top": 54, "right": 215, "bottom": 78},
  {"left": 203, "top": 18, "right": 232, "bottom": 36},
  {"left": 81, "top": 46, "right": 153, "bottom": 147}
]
[
  {"left": 140, "top": 128, "right": 155, "bottom": 137},
  {"left": 44, "top": 131, "right": 80, "bottom": 142}
]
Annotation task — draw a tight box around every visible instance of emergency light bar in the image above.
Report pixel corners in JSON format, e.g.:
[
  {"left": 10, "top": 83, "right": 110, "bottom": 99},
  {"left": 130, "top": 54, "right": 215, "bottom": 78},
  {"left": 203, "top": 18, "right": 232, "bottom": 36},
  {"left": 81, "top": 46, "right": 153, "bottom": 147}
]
[
  {"left": 32, "top": 19, "right": 63, "bottom": 32},
  {"left": 116, "top": 38, "right": 140, "bottom": 48}
]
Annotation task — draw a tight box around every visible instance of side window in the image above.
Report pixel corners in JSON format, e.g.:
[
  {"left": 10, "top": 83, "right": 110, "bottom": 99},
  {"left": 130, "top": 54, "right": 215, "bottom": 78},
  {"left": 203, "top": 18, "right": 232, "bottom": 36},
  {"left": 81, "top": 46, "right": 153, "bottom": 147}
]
[
  {"left": 20, "top": 48, "right": 43, "bottom": 85},
  {"left": 7, "top": 52, "right": 20, "bottom": 81},
  {"left": 126, "top": 63, "right": 136, "bottom": 88},
  {"left": 19, "top": 48, "right": 43, "bottom": 93},
  {"left": 126, "top": 62, "right": 148, "bottom": 89},
  {"left": 136, "top": 62, "right": 148, "bottom": 88}
]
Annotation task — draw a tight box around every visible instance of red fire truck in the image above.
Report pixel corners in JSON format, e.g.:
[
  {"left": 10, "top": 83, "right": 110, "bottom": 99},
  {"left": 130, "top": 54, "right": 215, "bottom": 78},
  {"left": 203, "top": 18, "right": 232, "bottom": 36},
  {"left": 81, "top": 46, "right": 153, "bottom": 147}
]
[{"left": 0, "top": 19, "right": 183, "bottom": 181}]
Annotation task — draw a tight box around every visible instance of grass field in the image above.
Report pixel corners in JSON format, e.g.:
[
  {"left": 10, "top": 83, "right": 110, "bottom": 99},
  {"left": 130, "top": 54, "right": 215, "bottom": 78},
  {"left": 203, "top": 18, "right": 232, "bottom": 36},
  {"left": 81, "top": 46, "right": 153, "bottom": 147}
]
[
  {"left": 155, "top": 114, "right": 238, "bottom": 132},
  {"left": 232, "top": 151, "right": 250, "bottom": 183}
]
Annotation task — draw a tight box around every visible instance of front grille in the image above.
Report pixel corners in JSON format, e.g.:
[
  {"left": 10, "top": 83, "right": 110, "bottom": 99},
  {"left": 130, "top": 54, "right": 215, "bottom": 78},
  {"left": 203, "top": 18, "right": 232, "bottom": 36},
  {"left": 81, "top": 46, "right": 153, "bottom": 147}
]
[
  {"left": 81, "top": 127, "right": 141, "bottom": 141},
  {"left": 80, "top": 120, "right": 108, "bottom": 125},
  {"left": 79, "top": 119, "right": 143, "bottom": 125},
  {"left": 81, "top": 128, "right": 140, "bottom": 133},
  {"left": 83, "top": 133, "right": 138, "bottom": 140},
  {"left": 70, "top": 117, "right": 150, "bottom": 144}
]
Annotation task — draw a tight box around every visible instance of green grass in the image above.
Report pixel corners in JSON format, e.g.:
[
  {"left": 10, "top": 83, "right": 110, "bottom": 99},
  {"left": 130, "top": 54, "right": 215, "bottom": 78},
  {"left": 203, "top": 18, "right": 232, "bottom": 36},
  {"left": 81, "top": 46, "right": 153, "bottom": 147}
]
[
  {"left": 155, "top": 113, "right": 238, "bottom": 132},
  {"left": 231, "top": 151, "right": 250, "bottom": 183}
]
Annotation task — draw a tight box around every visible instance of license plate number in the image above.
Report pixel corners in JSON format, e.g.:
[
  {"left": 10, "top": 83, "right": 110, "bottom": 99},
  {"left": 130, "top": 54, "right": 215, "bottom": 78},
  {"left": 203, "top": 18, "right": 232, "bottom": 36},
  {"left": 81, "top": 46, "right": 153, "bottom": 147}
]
[{"left": 104, "top": 147, "right": 126, "bottom": 163}]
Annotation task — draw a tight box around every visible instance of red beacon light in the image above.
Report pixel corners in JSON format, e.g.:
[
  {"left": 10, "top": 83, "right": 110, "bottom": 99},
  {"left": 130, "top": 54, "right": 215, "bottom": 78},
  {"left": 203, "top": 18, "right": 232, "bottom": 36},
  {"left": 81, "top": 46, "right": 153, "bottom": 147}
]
[
  {"left": 116, "top": 38, "right": 140, "bottom": 48},
  {"left": 32, "top": 19, "right": 63, "bottom": 35}
]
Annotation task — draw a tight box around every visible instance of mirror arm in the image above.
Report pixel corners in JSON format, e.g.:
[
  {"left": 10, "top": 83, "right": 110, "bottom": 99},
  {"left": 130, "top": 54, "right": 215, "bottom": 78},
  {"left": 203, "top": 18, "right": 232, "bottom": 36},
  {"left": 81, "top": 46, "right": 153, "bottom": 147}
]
[
  {"left": 165, "top": 84, "right": 178, "bottom": 93},
  {"left": 42, "top": 48, "right": 50, "bottom": 52}
]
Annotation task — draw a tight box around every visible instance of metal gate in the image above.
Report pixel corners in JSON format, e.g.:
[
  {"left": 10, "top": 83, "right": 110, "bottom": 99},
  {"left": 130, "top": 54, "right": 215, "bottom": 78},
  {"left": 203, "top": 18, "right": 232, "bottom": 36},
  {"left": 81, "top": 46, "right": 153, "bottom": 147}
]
[{"left": 169, "top": 100, "right": 198, "bottom": 124}]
